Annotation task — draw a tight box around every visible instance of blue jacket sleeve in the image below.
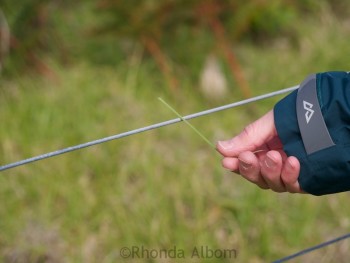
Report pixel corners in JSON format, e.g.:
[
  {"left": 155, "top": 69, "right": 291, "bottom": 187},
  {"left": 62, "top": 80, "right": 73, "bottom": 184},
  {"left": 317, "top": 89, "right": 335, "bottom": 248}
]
[{"left": 274, "top": 71, "right": 350, "bottom": 195}]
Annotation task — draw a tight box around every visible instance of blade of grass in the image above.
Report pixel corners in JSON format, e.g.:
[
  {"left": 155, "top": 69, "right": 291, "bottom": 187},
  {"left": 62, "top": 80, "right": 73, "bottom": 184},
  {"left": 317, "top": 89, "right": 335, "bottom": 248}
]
[{"left": 158, "top": 97, "right": 214, "bottom": 148}]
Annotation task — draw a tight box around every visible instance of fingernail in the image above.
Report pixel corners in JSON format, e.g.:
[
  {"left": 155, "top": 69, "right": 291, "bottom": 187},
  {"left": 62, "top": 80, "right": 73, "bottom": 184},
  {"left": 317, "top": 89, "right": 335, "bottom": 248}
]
[
  {"left": 265, "top": 153, "right": 277, "bottom": 168},
  {"left": 217, "top": 141, "right": 233, "bottom": 150},
  {"left": 239, "top": 158, "right": 252, "bottom": 170},
  {"left": 285, "top": 159, "right": 296, "bottom": 172}
]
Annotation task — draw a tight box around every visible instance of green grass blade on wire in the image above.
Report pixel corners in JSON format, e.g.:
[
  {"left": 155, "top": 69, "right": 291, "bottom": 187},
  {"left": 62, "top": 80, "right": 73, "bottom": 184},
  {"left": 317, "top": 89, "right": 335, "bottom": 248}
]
[{"left": 158, "top": 97, "right": 214, "bottom": 148}]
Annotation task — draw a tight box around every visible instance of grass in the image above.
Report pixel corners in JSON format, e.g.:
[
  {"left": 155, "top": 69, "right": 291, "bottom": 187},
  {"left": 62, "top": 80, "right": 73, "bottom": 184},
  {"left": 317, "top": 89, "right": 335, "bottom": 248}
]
[
  {"left": 158, "top": 97, "right": 215, "bottom": 148},
  {"left": 1, "top": 9, "right": 350, "bottom": 263}
]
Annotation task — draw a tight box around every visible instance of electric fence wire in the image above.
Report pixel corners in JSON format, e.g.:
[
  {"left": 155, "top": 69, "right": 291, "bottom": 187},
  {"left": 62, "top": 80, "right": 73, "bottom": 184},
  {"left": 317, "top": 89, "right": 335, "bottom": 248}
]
[
  {"left": 1, "top": 83, "right": 350, "bottom": 261},
  {"left": 0, "top": 85, "right": 299, "bottom": 172},
  {"left": 272, "top": 232, "right": 350, "bottom": 262}
]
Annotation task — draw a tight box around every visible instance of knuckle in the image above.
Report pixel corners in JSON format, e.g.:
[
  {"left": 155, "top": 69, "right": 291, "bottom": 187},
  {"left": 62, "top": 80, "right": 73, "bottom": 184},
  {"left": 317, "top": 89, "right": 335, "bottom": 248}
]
[
  {"left": 243, "top": 172, "right": 260, "bottom": 185},
  {"left": 261, "top": 171, "right": 277, "bottom": 182},
  {"left": 257, "top": 184, "right": 269, "bottom": 190},
  {"left": 281, "top": 173, "right": 291, "bottom": 184},
  {"left": 286, "top": 186, "right": 298, "bottom": 193},
  {"left": 247, "top": 176, "right": 259, "bottom": 184},
  {"left": 242, "top": 124, "right": 255, "bottom": 141}
]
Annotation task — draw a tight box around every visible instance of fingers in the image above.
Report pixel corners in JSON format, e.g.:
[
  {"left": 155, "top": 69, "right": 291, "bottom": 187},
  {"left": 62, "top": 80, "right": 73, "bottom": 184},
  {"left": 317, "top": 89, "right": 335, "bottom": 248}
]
[
  {"left": 216, "top": 110, "right": 277, "bottom": 157},
  {"left": 238, "top": 150, "right": 285, "bottom": 192},
  {"left": 222, "top": 157, "right": 239, "bottom": 171},
  {"left": 238, "top": 151, "right": 269, "bottom": 189},
  {"left": 217, "top": 109, "right": 303, "bottom": 194},
  {"left": 281, "top": 156, "right": 302, "bottom": 193},
  {"left": 221, "top": 150, "right": 303, "bottom": 193},
  {"left": 260, "top": 151, "right": 285, "bottom": 192}
]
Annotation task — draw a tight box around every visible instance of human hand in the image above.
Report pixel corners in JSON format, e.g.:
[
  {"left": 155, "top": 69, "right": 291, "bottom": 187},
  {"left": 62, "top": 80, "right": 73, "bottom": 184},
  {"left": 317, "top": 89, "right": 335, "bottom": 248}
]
[{"left": 216, "top": 110, "right": 304, "bottom": 193}]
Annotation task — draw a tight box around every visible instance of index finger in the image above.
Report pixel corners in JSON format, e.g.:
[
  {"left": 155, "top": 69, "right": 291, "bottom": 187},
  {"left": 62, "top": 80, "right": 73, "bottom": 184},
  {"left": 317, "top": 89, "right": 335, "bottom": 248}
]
[{"left": 216, "top": 110, "right": 277, "bottom": 157}]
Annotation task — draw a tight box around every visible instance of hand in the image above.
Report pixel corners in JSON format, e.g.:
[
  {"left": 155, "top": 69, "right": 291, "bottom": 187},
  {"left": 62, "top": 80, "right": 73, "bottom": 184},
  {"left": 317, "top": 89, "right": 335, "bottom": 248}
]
[{"left": 216, "top": 110, "right": 303, "bottom": 193}]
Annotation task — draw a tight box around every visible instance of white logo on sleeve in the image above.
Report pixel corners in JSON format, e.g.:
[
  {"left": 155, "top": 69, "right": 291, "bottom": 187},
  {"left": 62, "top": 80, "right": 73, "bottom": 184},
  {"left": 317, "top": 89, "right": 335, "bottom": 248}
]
[{"left": 303, "top": 100, "right": 314, "bottom": 124}]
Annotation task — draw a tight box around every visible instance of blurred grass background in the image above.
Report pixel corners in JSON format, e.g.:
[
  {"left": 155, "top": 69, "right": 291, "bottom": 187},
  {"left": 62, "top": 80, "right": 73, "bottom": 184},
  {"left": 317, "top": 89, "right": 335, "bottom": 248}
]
[{"left": 0, "top": 0, "right": 350, "bottom": 262}]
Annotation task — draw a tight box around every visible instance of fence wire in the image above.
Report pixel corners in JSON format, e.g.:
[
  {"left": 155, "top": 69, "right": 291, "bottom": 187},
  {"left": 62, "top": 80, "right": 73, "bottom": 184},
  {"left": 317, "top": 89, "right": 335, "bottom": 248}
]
[
  {"left": 0, "top": 85, "right": 298, "bottom": 171},
  {"left": 1, "top": 83, "right": 350, "bottom": 261},
  {"left": 273, "top": 232, "right": 350, "bottom": 262}
]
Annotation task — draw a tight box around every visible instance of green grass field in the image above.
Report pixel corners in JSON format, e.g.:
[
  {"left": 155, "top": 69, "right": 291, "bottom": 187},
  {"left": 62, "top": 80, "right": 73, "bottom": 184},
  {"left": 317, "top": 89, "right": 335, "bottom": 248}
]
[{"left": 1, "top": 9, "right": 350, "bottom": 263}]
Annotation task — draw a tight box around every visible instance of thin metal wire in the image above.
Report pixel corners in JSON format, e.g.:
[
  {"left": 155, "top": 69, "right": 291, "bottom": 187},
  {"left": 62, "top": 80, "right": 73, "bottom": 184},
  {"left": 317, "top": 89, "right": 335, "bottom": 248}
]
[
  {"left": 272, "top": 232, "right": 350, "bottom": 262},
  {"left": 1, "top": 82, "right": 349, "bottom": 261},
  {"left": 158, "top": 97, "right": 215, "bottom": 148},
  {"left": 0, "top": 85, "right": 299, "bottom": 172}
]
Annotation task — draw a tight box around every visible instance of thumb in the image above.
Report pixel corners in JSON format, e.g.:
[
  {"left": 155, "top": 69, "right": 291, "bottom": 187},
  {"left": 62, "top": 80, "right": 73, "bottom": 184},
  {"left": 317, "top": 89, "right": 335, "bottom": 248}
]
[{"left": 216, "top": 110, "right": 277, "bottom": 157}]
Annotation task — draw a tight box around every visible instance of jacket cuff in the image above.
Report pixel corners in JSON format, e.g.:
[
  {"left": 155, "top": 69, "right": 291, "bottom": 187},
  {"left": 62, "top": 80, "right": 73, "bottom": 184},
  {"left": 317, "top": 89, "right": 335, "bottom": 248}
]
[{"left": 274, "top": 72, "right": 350, "bottom": 195}]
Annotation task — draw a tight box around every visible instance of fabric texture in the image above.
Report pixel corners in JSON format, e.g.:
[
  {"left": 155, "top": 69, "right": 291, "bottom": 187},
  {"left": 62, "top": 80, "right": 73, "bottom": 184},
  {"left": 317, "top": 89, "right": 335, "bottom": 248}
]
[{"left": 274, "top": 71, "right": 350, "bottom": 195}]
